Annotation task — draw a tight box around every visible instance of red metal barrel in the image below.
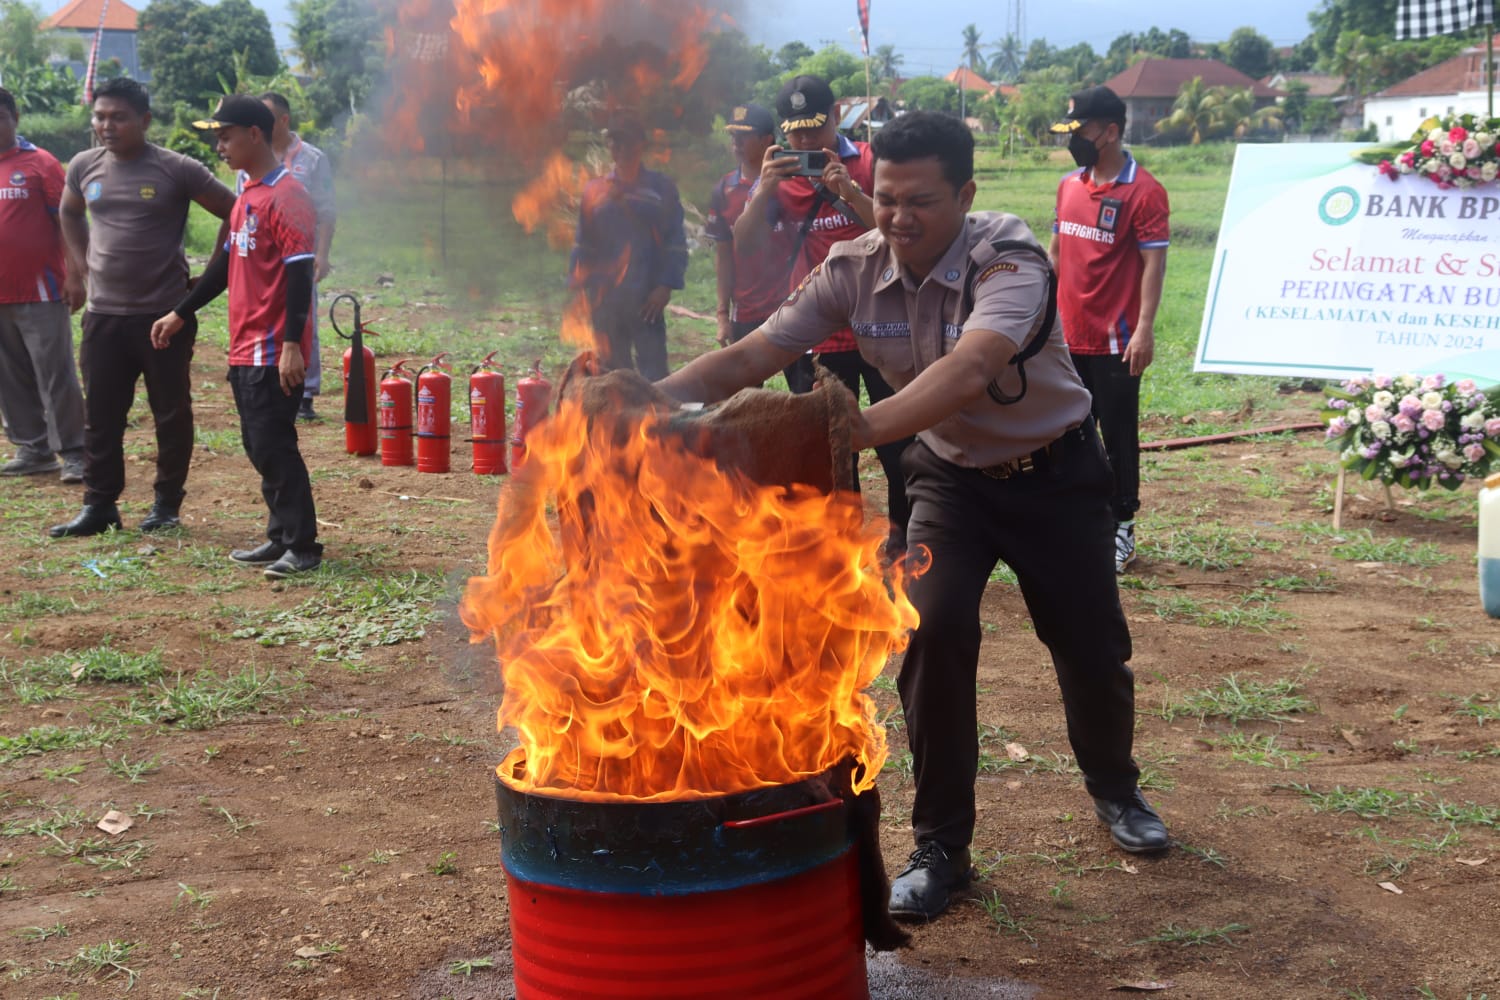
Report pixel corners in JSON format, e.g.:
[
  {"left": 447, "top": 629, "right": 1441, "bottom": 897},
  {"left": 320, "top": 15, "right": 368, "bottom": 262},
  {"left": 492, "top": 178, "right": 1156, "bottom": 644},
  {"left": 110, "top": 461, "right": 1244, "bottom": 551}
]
[{"left": 495, "top": 764, "right": 868, "bottom": 999}]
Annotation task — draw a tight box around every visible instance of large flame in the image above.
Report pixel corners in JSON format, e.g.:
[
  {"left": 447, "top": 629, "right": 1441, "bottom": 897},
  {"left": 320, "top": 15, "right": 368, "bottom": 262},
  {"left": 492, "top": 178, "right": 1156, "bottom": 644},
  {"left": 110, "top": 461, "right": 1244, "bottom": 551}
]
[{"left": 462, "top": 391, "right": 917, "bottom": 801}]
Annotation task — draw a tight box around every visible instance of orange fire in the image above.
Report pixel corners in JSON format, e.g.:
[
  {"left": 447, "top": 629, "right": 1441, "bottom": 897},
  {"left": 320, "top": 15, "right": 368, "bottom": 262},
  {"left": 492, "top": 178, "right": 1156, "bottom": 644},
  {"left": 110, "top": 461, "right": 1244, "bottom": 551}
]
[{"left": 462, "top": 393, "right": 917, "bottom": 802}]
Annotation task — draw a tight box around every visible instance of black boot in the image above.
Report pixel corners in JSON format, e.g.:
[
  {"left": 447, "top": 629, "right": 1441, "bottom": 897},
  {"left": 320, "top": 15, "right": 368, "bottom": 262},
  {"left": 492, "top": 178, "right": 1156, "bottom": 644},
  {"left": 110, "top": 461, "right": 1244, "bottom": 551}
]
[
  {"left": 138, "top": 502, "right": 181, "bottom": 532},
  {"left": 1093, "top": 789, "right": 1170, "bottom": 853},
  {"left": 49, "top": 503, "right": 123, "bottom": 539},
  {"left": 888, "top": 842, "right": 972, "bottom": 921}
]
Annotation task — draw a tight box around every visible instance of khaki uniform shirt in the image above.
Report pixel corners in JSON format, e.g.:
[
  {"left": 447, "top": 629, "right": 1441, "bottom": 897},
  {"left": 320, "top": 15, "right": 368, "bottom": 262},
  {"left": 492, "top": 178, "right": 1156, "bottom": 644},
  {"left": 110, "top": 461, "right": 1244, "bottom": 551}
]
[
  {"left": 761, "top": 211, "right": 1092, "bottom": 468},
  {"left": 65, "top": 144, "right": 220, "bottom": 316}
]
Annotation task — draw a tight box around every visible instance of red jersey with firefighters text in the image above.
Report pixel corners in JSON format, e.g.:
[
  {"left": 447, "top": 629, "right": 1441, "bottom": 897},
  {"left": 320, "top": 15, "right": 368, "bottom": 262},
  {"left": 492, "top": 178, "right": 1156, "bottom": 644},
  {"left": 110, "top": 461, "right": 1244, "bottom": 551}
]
[
  {"left": 225, "top": 166, "right": 316, "bottom": 367},
  {"left": 758, "top": 135, "right": 874, "bottom": 353},
  {"left": 705, "top": 166, "right": 790, "bottom": 324},
  {"left": 0, "top": 139, "right": 67, "bottom": 305},
  {"left": 1052, "top": 153, "right": 1169, "bottom": 356}
]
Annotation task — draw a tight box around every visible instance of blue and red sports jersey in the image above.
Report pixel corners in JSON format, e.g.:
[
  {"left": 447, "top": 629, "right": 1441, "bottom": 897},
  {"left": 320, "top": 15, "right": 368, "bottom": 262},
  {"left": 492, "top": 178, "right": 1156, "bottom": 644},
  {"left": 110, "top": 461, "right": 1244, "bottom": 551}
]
[
  {"left": 1052, "top": 152, "right": 1170, "bottom": 356},
  {"left": 706, "top": 166, "right": 791, "bottom": 324},
  {"left": 0, "top": 139, "right": 67, "bottom": 305},
  {"left": 226, "top": 166, "right": 316, "bottom": 367}
]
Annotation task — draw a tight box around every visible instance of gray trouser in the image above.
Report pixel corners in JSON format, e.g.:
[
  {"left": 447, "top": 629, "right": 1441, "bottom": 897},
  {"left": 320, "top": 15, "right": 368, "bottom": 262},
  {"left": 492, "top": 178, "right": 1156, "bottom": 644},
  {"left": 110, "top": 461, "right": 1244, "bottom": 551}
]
[{"left": 0, "top": 301, "right": 85, "bottom": 459}]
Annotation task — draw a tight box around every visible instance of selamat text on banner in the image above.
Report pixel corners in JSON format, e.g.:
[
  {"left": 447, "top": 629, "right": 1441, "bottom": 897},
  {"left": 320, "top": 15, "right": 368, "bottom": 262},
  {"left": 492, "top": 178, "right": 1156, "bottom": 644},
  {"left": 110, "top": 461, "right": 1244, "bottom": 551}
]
[{"left": 1194, "top": 143, "right": 1500, "bottom": 387}]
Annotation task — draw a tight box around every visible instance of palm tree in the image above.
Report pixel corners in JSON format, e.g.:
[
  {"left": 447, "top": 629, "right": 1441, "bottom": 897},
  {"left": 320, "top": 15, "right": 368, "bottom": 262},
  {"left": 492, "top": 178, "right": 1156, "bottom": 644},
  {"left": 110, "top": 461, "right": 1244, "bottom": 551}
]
[
  {"left": 873, "top": 44, "right": 904, "bottom": 84},
  {"left": 962, "top": 24, "right": 984, "bottom": 72},
  {"left": 1155, "top": 76, "right": 1219, "bottom": 144},
  {"left": 988, "top": 33, "right": 1024, "bottom": 84}
]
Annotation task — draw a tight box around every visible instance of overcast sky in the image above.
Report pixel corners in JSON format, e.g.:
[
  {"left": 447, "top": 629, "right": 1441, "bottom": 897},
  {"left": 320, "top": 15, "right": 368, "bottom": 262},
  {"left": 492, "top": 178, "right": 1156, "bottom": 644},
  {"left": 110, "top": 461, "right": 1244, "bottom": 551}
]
[{"left": 60, "top": 1, "right": 1329, "bottom": 74}]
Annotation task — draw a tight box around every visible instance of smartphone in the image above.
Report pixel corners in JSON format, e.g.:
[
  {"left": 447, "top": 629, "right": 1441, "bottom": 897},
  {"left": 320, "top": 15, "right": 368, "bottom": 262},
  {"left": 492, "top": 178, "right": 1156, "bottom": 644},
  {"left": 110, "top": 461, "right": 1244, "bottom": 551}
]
[{"left": 778, "top": 148, "right": 829, "bottom": 177}]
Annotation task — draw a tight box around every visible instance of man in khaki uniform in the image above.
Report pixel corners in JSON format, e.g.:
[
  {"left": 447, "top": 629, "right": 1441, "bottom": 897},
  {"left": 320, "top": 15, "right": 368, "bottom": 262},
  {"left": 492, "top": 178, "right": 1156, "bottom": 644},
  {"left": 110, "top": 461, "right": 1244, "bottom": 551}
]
[{"left": 659, "top": 111, "right": 1166, "bottom": 922}]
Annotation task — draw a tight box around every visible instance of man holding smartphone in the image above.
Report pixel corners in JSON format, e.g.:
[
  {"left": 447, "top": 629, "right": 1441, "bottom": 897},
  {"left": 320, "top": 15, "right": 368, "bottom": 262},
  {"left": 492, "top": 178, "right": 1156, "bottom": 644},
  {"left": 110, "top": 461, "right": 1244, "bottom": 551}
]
[{"left": 734, "top": 74, "right": 912, "bottom": 556}]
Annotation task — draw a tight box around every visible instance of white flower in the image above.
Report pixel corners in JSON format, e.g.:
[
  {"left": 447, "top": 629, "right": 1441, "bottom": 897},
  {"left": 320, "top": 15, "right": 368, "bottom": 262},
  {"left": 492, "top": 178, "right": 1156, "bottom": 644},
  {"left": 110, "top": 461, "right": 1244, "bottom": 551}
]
[
  {"left": 1477, "top": 131, "right": 1494, "bottom": 147},
  {"left": 1421, "top": 391, "right": 1444, "bottom": 409},
  {"left": 1449, "top": 151, "right": 1468, "bottom": 169},
  {"left": 1371, "top": 421, "right": 1392, "bottom": 440},
  {"left": 1372, "top": 390, "right": 1395, "bottom": 408},
  {"left": 1347, "top": 408, "right": 1362, "bottom": 425},
  {"left": 1398, "top": 374, "right": 1420, "bottom": 390},
  {"left": 1431, "top": 128, "right": 1449, "bottom": 143},
  {"left": 1461, "top": 410, "right": 1487, "bottom": 430},
  {"left": 1437, "top": 448, "right": 1464, "bottom": 469},
  {"left": 1484, "top": 162, "right": 1499, "bottom": 183}
]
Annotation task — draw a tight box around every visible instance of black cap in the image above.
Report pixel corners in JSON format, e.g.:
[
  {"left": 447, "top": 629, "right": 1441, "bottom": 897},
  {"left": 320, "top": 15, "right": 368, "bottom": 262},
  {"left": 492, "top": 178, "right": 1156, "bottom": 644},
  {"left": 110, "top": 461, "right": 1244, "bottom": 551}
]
[
  {"left": 775, "top": 75, "right": 836, "bottom": 133},
  {"left": 1049, "top": 86, "right": 1127, "bottom": 133},
  {"left": 725, "top": 103, "right": 775, "bottom": 136},
  {"left": 193, "top": 94, "right": 275, "bottom": 136}
]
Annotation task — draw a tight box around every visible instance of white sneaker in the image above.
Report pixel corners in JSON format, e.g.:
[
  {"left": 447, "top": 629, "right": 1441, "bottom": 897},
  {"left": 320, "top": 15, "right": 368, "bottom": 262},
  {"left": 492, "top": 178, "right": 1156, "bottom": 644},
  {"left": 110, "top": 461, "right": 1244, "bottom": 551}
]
[{"left": 1114, "top": 521, "right": 1136, "bottom": 575}]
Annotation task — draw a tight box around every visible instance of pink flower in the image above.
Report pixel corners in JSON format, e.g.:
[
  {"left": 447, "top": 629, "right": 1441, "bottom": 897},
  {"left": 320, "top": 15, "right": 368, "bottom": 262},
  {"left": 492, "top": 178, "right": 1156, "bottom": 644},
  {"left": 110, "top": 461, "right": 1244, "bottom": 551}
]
[
  {"left": 1421, "top": 409, "right": 1446, "bottom": 431},
  {"left": 1421, "top": 374, "right": 1445, "bottom": 390},
  {"left": 1420, "top": 140, "right": 1436, "bottom": 157},
  {"left": 1456, "top": 379, "right": 1478, "bottom": 394},
  {"left": 1379, "top": 159, "right": 1398, "bottom": 180},
  {"left": 1393, "top": 414, "right": 1417, "bottom": 434},
  {"left": 1399, "top": 394, "right": 1422, "bottom": 416},
  {"left": 1465, "top": 443, "right": 1486, "bottom": 463},
  {"left": 1485, "top": 417, "right": 1500, "bottom": 437},
  {"left": 1327, "top": 417, "right": 1348, "bottom": 437},
  {"left": 1464, "top": 138, "right": 1482, "bottom": 159},
  {"left": 1366, "top": 404, "right": 1389, "bottom": 423},
  {"left": 1400, "top": 151, "right": 1416, "bottom": 167},
  {"left": 1450, "top": 125, "right": 1468, "bottom": 143},
  {"left": 1373, "top": 375, "right": 1394, "bottom": 389}
]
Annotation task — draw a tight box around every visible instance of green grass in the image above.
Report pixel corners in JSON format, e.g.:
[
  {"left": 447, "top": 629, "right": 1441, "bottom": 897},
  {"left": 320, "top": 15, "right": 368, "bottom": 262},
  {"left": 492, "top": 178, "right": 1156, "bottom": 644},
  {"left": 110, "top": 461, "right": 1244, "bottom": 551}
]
[
  {"left": 110, "top": 668, "right": 296, "bottom": 731},
  {"left": 1286, "top": 783, "right": 1499, "bottom": 828},
  {"left": 1138, "top": 592, "right": 1290, "bottom": 631},
  {"left": 1212, "top": 732, "right": 1319, "bottom": 770},
  {"left": 1160, "top": 673, "right": 1315, "bottom": 724},
  {"left": 1448, "top": 694, "right": 1499, "bottom": 726},
  {"left": 227, "top": 570, "right": 447, "bottom": 662},
  {"left": 1135, "top": 922, "right": 1249, "bottom": 948},
  {"left": 971, "top": 890, "right": 1036, "bottom": 944},
  {"left": 0, "top": 725, "right": 120, "bottom": 763},
  {"left": 1144, "top": 525, "right": 1276, "bottom": 570}
]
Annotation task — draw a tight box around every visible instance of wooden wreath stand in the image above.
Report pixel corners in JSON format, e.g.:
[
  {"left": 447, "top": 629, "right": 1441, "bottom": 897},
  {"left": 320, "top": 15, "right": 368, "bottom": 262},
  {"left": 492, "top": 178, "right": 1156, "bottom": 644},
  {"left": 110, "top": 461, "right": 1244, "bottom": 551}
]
[{"left": 1331, "top": 467, "right": 1397, "bottom": 530}]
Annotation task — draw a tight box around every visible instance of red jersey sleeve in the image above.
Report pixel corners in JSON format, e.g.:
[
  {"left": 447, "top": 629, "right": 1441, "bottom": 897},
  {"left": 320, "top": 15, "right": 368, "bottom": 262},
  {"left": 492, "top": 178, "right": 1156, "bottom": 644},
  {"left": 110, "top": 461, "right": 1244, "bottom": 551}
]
[
  {"left": 268, "top": 183, "right": 317, "bottom": 262},
  {"left": 41, "top": 152, "right": 65, "bottom": 210},
  {"left": 1134, "top": 176, "right": 1170, "bottom": 249}
]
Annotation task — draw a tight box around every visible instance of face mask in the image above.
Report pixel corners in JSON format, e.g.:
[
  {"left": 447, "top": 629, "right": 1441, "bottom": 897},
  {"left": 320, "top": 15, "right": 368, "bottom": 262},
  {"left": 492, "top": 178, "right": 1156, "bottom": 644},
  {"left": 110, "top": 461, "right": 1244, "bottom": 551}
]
[{"left": 1068, "top": 130, "right": 1101, "bottom": 169}]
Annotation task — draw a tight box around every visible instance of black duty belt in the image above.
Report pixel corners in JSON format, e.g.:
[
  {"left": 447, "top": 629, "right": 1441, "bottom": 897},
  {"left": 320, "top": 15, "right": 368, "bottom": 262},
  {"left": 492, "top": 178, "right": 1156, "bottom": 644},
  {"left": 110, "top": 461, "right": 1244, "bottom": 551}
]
[{"left": 977, "top": 416, "right": 1095, "bottom": 480}]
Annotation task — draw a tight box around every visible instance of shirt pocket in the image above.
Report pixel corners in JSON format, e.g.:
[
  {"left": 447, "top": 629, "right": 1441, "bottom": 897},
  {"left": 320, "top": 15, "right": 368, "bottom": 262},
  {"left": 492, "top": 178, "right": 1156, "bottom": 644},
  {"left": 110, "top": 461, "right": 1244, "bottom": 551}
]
[{"left": 857, "top": 334, "right": 916, "bottom": 382}]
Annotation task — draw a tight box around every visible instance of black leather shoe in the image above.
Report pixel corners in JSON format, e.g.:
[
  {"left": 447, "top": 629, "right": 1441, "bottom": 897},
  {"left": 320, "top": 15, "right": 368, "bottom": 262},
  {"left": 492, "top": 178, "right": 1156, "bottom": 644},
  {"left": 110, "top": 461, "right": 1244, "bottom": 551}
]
[
  {"left": 138, "top": 503, "right": 181, "bottom": 532},
  {"left": 297, "top": 398, "right": 319, "bottom": 421},
  {"left": 48, "top": 503, "right": 123, "bottom": 539},
  {"left": 264, "top": 550, "right": 322, "bottom": 579},
  {"left": 1094, "top": 790, "right": 1170, "bottom": 853},
  {"left": 888, "top": 842, "right": 972, "bottom": 921},
  {"left": 229, "top": 541, "right": 287, "bottom": 566}
]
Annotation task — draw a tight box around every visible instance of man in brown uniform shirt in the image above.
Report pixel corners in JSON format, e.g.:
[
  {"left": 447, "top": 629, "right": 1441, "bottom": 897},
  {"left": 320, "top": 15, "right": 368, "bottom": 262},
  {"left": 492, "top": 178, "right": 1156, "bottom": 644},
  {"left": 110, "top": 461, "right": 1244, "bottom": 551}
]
[
  {"left": 51, "top": 77, "right": 235, "bottom": 538},
  {"left": 660, "top": 112, "right": 1167, "bottom": 922}
]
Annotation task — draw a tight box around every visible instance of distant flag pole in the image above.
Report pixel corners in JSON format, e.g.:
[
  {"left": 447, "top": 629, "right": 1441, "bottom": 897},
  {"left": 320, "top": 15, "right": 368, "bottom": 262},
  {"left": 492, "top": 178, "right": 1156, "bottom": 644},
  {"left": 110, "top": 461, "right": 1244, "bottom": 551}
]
[
  {"left": 82, "top": 0, "right": 112, "bottom": 106},
  {"left": 858, "top": 0, "right": 872, "bottom": 141},
  {"left": 1394, "top": 0, "right": 1495, "bottom": 115}
]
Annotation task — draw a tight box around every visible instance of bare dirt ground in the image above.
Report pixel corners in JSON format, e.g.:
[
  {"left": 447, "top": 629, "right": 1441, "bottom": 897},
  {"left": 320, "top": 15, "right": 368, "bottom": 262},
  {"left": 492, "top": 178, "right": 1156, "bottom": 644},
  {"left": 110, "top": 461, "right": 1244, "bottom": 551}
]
[{"left": 1, "top": 348, "right": 1497, "bottom": 1000}]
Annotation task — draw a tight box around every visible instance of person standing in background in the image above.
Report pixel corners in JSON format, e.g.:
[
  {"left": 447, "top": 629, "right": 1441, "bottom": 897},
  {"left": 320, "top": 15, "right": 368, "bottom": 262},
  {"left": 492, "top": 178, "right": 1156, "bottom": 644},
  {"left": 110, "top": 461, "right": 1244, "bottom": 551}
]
[
  {"left": 0, "top": 86, "right": 87, "bottom": 483},
  {"left": 236, "top": 92, "right": 336, "bottom": 422},
  {"left": 570, "top": 113, "right": 688, "bottom": 380},
  {"left": 50, "top": 77, "right": 236, "bottom": 538},
  {"left": 1048, "top": 86, "right": 1169, "bottom": 574}
]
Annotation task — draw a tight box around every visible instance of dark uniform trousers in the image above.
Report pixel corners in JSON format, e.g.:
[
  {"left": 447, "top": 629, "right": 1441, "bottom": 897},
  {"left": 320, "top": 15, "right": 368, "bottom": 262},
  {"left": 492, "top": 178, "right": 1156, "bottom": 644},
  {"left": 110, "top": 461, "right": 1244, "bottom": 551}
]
[
  {"left": 594, "top": 302, "right": 668, "bottom": 382},
  {"left": 228, "top": 365, "right": 321, "bottom": 555},
  {"left": 817, "top": 350, "right": 913, "bottom": 548},
  {"left": 898, "top": 419, "right": 1139, "bottom": 851},
  {"left": 80, "top": 312, "right": 197, "bottom": 509},
  {"left": 1070, "top": 353, "right": 1142, "bottom": 524}
]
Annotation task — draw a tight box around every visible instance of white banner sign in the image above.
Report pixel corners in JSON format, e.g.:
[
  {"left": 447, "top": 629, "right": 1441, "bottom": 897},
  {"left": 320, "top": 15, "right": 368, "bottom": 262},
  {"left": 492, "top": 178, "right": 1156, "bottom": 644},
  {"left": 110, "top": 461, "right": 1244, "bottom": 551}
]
[{"left": 1195, "top": 143, "right": 1500, "bottom": 386}]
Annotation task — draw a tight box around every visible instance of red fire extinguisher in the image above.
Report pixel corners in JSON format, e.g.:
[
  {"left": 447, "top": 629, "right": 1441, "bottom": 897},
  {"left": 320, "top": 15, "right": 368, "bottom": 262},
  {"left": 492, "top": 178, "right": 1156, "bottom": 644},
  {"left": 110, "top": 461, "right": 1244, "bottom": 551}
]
[
  {"left": 416, "top": 352, "right": 452, "bottom": 474},
  {"left": 510, "top": 360, "right": 552, "bottom": 472},
  {"left": 378, "top": 361, "right": 415, "bottom": 468},
  {"left": 469, "top": 351, "right": 507, "bottom": 476},
  {"left": 331, "top": 293, "right": 378, "bottom": 457}
]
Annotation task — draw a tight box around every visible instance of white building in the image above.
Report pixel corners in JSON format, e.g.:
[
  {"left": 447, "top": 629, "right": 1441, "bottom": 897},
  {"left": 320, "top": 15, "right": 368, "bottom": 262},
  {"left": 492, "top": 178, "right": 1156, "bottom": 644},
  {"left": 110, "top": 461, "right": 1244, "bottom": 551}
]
[{"left": 1364, "top": 32, "right": 1499, "bottom": 142}]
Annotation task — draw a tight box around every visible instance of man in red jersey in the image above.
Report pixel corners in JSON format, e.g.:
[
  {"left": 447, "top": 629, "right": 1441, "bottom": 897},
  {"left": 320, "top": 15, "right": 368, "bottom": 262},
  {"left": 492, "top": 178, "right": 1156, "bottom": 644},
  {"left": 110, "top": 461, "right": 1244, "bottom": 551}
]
[
  {"left": 734, "top": 74, "right": 911, "bottom": 554},
  {"left": 706, "top": 103, "right": 787, "bottom": 347},
  {"left": 1048, "top": 87, "right": 1169, "bottom": 575},
  {"left": 150, "top": 96, "right": 322, "bottom": 580},
  {"left": 0, "top": 86, "right": 86, "bottom": 483}
]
